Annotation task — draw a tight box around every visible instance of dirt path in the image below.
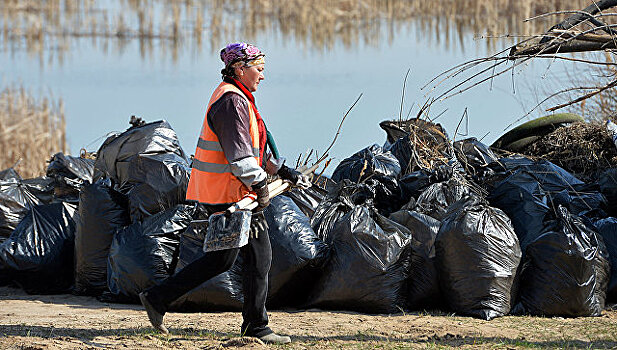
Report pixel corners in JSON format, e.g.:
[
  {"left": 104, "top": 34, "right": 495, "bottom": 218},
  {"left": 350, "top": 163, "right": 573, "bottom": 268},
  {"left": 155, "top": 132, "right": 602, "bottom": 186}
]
[{"left": 1, "top": 286, "right": 616, "bottom": 349}]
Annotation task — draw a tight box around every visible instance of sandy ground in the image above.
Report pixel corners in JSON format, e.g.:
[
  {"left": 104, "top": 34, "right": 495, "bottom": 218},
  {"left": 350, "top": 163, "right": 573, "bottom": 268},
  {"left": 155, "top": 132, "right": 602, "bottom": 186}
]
[{"left": 1, "top": 286, "right": 616, "bottom": 349}]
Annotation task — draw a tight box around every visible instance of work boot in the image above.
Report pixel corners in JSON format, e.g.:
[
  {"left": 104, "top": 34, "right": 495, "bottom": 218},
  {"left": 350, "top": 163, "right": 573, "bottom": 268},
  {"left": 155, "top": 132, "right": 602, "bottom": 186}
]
[
  {"left": 139, "top": 292, "right": 169, "bottom": 334},
  {"left": 259, "top": 332, "right": 291, "bottom": 344}
]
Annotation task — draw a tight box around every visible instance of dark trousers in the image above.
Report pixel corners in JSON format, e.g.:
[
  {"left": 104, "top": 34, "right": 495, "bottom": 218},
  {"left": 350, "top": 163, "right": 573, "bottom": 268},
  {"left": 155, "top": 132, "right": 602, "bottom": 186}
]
[{"left": 143, "top": 214, "right": 273, "bottom": 338}]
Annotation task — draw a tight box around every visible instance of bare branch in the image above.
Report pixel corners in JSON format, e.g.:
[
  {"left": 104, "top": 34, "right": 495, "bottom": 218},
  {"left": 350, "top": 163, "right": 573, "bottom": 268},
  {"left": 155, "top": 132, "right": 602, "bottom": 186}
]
[
  {"left": 399, "top": 68, "right": 411, "bottom": 121},
  {"left": 547, "top": 78, "right": 617, "bottom": 111},
  {"left": 316, "top": 93, "right": 363, "bottom": 164},
  {"left": 505, "top": 86, "right": 600, "bottom": 131}
]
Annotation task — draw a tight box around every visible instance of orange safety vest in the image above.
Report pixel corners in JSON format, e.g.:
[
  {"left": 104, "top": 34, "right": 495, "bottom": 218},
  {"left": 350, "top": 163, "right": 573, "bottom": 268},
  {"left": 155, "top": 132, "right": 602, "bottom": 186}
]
[{"left": 186, "top": 82, "right": 261, "bottom": 205}]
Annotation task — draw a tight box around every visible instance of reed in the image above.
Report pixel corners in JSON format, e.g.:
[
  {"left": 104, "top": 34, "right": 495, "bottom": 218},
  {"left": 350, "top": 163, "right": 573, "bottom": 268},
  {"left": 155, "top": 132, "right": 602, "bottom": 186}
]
[
  {"left": 0, "top": 0, "right": 597, "bottom": 65},
  {"left": 0, "top": 87, "right": 66, "bottom": 178}
]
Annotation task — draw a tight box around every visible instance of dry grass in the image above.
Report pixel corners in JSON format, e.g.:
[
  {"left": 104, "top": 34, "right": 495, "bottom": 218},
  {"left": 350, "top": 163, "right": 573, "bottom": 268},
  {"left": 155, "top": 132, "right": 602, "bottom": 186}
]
[
  {"left": 522, "top": 121, "right": 617, "bottom": 181},
  {"left": 0, "top": 0, "right": 593, "bottom": 65},
  {"left": 0, "top": 87, "right": 66, "bottom": 178},
  {"left": 380, "top": 118, "right": 452, "bottom": 174}
]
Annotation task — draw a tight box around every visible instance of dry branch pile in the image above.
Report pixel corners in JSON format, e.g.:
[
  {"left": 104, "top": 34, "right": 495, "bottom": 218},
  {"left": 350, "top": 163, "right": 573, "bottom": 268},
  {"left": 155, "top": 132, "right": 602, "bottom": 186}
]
[
  {"left": 380, "top": 118, "right": 451, "bottom": 173},
  {"left": 521, "top": 121, "right": 617, "bottom": 181}
]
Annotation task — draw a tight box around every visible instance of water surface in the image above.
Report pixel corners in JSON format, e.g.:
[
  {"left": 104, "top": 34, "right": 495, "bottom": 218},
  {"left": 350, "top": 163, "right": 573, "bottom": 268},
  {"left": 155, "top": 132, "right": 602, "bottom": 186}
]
[{"left": 1, "top": 1, "right": 576, "bottom": 169}]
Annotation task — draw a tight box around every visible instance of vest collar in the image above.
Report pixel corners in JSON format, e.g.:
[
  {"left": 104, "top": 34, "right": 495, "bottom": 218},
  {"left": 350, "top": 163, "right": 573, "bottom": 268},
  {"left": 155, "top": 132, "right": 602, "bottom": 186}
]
[{"left": 223, "top": 76, "right": 256, "bottom": 106}]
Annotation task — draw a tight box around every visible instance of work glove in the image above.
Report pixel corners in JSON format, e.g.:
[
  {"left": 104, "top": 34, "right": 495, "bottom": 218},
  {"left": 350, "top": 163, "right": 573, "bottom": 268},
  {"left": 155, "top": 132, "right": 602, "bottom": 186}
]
[
  {"left": 250, "top": 211, "right": 268, "bottom": 239},
  {"left": 278, "top": 165, "right": 312, "bottom": 189},
  {"left": 252, "top": 179, "right": 270, "bottom": 212}
]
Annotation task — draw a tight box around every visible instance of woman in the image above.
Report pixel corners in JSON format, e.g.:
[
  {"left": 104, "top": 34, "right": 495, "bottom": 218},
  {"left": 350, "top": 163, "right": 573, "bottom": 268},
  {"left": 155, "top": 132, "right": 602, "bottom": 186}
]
[{"left": 139, "top": 42, "right": 308, "bottom": 345}]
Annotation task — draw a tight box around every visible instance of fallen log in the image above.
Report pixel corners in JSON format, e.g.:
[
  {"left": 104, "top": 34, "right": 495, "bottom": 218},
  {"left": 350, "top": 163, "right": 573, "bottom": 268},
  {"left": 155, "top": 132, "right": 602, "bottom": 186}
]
[{"left": 539, "top": 0, "right": 617, "bottom": 43}]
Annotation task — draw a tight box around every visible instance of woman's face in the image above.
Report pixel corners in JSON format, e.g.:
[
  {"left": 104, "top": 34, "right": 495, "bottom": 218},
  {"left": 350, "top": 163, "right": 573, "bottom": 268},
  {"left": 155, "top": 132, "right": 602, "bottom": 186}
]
[{"left": 237, "top": 64, "right": 265, "bottom": 92}]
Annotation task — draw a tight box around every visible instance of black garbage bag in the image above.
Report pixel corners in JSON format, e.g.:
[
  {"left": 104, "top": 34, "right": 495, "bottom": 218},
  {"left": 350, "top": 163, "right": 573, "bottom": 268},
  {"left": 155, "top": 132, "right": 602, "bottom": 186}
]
[
  {"left": 107, "top": 204, "right": 193, "bottom": 302},
  {"left": 552, "top": 184, "right": 607, "bottom": 216},
  {"left": 598, "top": 168, "right": 617, "bottom": 216},
  {"left": 0, "top": 168, "right": 20, "bottom": 181},
  {"left": 483, "top": 157, "right": 576, "bottom": 191},
  {"left": 264, "top": 196, "right": 329, "bottom": 307},
  {"left": 399, "top": 165, "right": 455, "bottom": 205},
  {"left": 509, "top": 160, "right": 584, "bottom": 189},
  {"left": 311, "top": 180, "right": 357, "bottom": 243},
  {"left": 93, "top": 120, "right": 187, "bottom": 184},
  {"left": 0, "top": 180, "right": 41, "bottom": 237},
  {"left": 399, "top": 170, "right": 432, "bottom": 202},
  {"left": 510, "top": 161, "right": 607, "bottom": 214},
  {"left": 46, "top": 153, "right": 95, "bottom": 201},
  {"left": 453, "top": 138, "right": 498, "bottom": 179},
  {"left": 47, "top": 153, "right": 94, "bottom": 183},
  {"left": 480, "top": 156, "right": 535, "bottom": 189},
  {"left": 513, "top": 206, "right": 609, "bottom": 317},
  {"left": 389, "top": 210, "right": 442, "bottom": 309},
  {"left": 413, "top": 176, "right": 473, "bottom": 221},
  {"left": 169, "top": 223, "right": 244, "bottom": 312},
  {"left": 489, "top": 172, "right": 550, "bottom": 245},
  {"left": 0, "top": 263, "right": 11, "bottom": 285},
  {"left": 21, "top": 177, "right": 55, "bottom": 204},
  {"left": 306, "top": 205, "right": 412, "bottom": 313},
  {"left": 435, "top": 197, "right": 521, "bottom": 320},
  {"left": 331, "top": 144, "right": 400, "bottom": 183},
  {"left": 453, "top": 138, "right": 498, "bottom": 169},
  {"left": 366, "top": 175, "right": 404, "bottom": 216},
  {"left": 0, "top": 178, "right": 54, "bottom": 237},
  {"left": 0, "top": 202, "right": 77, "bottom": 294},
  {"left": 586, "top": 216, "right": 617, "bottom": 301},
  {"left": 310, "top": 178, "right": 398, "bottom": 242},
  {"left": 489, "top": 162, "right": 606, "bottom": 244},
  {"left": 120, "top": 153, "right": 190, "bottom": 222},
  {"left": 284, "top": 185, "right": 327, "bottom": 218},
  {"left": 74, "top": 179, "right": 130, "bottom": 295}
]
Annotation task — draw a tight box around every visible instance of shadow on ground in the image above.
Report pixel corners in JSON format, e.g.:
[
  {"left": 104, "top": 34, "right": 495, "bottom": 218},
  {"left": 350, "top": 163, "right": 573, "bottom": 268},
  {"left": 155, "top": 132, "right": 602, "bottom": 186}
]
[{"left": 1, "top": 324, "right": 616, "bottom": 349}]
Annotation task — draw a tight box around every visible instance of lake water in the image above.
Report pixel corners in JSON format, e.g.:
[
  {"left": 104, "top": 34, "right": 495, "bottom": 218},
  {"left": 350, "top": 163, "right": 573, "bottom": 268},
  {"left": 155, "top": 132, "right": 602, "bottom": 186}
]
[{"left": 1, "top": 2, "right": 575, "bottom": 172}]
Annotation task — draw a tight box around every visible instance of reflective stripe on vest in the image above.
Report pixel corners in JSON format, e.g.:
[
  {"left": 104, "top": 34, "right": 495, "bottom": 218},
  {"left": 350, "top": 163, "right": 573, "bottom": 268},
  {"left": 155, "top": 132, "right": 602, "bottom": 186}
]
[{"left": 186, "top": 82, "right": 261, "bottom": 205}]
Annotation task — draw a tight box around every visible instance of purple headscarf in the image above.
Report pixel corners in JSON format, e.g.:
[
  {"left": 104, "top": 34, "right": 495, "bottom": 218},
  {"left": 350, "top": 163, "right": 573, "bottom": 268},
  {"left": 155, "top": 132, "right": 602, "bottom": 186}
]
[{"left": 220, "top": 42, "right": 265, "bottom": 68}]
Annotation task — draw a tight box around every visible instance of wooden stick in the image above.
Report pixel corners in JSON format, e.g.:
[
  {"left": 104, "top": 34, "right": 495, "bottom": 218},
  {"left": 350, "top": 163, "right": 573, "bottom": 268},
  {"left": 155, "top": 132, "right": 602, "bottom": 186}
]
[{"left": 229, "top": 163, "right": 320, "bottom": 213}]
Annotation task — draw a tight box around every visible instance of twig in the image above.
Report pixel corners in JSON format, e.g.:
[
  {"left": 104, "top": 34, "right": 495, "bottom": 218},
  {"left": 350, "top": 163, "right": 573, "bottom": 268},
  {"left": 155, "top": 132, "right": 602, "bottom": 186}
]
[
  {"left": 453, "top": 108, "right": 469, "bottom": 142},
  {"left": 422, "top": 48, "right": 515, "bottom": 93},
  {"left": 547, "top": 77, "right": 617, "bottom": 111},
  {"left": 524, "top": 54, "right": 617, "bottom": 65},
  {"left": 302, "top": 149, "right": 314, "bottom": 167},
  {"left": 505, "top": 86, "right": 599, "bottom": 130},
  {"left": 479, "top": 131, "right": 490, "bottom": 142},
  {"left": 400, "top": 68, "right": 411, "bottom": 122},
  {"left": 314, "top": 158, "right": 332, "bottom": 186},
  {"left": 437, "top": 29, "right": 584, "bottom": 102},
  {"left": 295, "top": 154, "right": 301, "bottom": 169},
  {"left": 316, "top": 93, "right": 363, "bottom": 165},
  {"left": 525, "top": 10, "right": 617, "bottom": 23},
  {"left": 428, "top": 108, "right": 448, "bottom": 123}
]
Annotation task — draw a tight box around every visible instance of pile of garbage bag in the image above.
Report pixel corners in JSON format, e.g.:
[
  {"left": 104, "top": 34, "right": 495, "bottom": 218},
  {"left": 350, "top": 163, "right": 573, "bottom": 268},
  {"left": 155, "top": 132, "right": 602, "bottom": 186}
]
[
  {"left": 1, "top": 114, "right": 617, "bottom": 321},
  {"left": 0, "top": 202, "right": 77, "bottom": 294}
]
